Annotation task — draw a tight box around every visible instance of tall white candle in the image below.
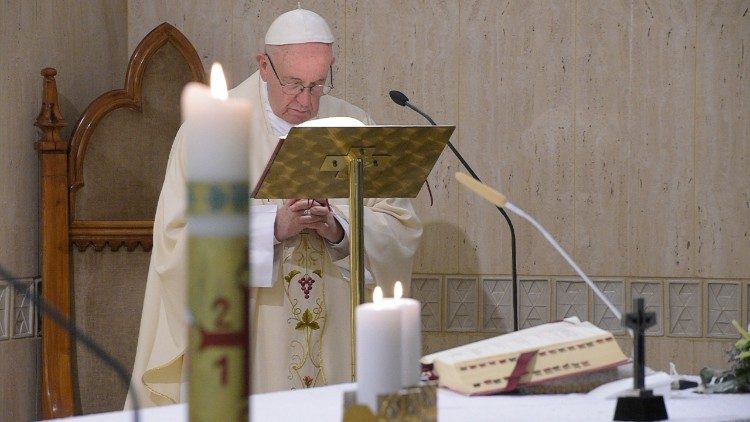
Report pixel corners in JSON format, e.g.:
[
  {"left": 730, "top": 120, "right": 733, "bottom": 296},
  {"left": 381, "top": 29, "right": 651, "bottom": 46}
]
[
  {"left": 183, "top": 63, "right": 251, "bottom": 421},
  {"left": 182, "top": 63, "right": 251, "bottom": 237},
  {"left": 392, "top": 281, "right": 422, "bottom": 387},
  {"left": 356, "top": 286, "right": 402, "bottom": 413}
]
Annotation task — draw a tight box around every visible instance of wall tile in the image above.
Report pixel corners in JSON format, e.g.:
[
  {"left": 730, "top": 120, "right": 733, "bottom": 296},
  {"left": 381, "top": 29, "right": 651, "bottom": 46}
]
[
  {"left": 127, "top": 0, "right": 173, "bottom": 54},
  {"left": 630, "top": 280, "right": 664, "bottom": 336},
  {"left": 411, "top": 275, "right": 442, "bottom": 332},
  {"left": 346, "top": 1, "right": 461, "bottom": 274},
  {"left": 2, "top": 1, "right": 127, "bottom": 417},
  {"left": 445, "top": 276, "right": 477, "bottom": 332},
  {"left": 12, "top": 280, "right": 34, "bottom": 339},
  {"left": 555, "top": 279, "right": 588, "bottom": 321},
  {"left": 0, "top": 282, "right": 8, "bottom": 341},
  {"left": 574, "top": 1, "right": 631, "bottom": 276},
  {"left": 1, "top": 1, "right": 127, "bottom": 279},
  {"left": 695, "top": 2, "right": 750, "bottom": 278},
  {"left": 35, "top": 278, "right": 41, "bottom": 337},
  {"left": 458, "top": 0, "right": 575, "bottom": 276},
  {"left": 593, "top": 280, "right": 625, "bottom": 334},
  {"left": 480, "top": 277, "right": 513, "bottom": 333},
  {"left": 706, "top": 282, "right": 741, "bottom": 338},
  {"left": 0, "top": 338, "right": 39, "bottom": 422},
  {"left": 519, "top": 278, "right": 550, "bottom": 328},
  {"left": 668, "top": 280, "right": 702, "bottom": 336},
  {"left": 628, "top": 1, "right": 696, "bottom": 277}
]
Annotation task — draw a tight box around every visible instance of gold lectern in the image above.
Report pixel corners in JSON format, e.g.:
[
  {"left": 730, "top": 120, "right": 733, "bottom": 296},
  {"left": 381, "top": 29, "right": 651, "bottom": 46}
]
[{"left": 252, "top": 124, "right": 455, "bottom": 380}]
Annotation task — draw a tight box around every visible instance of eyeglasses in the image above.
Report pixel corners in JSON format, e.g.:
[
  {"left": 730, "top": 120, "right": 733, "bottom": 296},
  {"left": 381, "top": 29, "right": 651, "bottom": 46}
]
[{"left": 265, "top": 53, "right": 333, "bottom": 97}]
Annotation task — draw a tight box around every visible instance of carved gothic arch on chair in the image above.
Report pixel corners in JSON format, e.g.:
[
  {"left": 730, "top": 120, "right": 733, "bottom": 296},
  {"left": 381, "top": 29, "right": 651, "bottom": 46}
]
[{"left": 35, "top": 23, "right": 206, "bottom": 418}]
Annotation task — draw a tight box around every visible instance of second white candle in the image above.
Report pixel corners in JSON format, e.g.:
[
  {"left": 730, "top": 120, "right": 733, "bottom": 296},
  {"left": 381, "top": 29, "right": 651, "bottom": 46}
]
[
  {"left": 391, "top": 281, "right": 422, "bottom": 388},
  {"left": 356, "top": 286, "right": 402, "bottom": 413}
]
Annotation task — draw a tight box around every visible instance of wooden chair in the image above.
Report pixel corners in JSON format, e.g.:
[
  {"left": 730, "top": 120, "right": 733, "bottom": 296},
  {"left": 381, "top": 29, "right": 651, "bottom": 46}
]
[{"left": 35, "top": 23, "right": 205, "bottom": 418}]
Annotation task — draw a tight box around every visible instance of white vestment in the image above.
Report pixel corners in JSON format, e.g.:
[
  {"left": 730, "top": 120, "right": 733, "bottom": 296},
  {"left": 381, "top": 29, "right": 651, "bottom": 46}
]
[{"left": 126, "top": 71, "right": 422, "bottom": 407}]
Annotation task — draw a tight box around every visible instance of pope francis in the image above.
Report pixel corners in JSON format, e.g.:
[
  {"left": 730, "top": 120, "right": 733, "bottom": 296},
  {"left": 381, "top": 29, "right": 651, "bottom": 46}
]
[{"left": 126, "top": 8, "right": 422, "bottom": 408}]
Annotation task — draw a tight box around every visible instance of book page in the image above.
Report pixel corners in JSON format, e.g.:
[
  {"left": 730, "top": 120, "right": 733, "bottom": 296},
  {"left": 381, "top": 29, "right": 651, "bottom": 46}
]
[{"left": 422, "top": 318, "right": 610, "bottom": 365}]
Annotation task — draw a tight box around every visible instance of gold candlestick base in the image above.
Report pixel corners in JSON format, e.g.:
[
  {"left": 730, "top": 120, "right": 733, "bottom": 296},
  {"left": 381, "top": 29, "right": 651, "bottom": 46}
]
[{"left": 343, "top": 383, "right": 438, "bottom": 422}]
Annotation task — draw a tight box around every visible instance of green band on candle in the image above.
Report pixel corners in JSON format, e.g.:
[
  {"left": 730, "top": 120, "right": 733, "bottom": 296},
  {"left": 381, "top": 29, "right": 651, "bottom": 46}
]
[{"left": 188, "top": 181, "right": 249, "bottom": 215}]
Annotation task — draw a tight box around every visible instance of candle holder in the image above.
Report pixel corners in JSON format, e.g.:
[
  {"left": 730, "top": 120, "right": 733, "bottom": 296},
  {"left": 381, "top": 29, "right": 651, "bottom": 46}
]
[{"left": 343, "top": 382, "right": 438, "bottom": 422}]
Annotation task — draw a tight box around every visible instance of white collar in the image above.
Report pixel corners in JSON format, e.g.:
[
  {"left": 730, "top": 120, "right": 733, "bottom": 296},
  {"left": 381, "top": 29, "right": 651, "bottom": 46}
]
[{"left": 260, "top": 80, "right": 294, "bottom": 138}]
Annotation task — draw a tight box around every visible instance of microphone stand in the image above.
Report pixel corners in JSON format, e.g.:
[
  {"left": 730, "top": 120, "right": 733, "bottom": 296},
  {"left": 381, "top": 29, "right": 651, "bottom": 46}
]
[
  {"left": 0, "top": 264, "right": 140, "bottom": 422},
  {"left": 392, "top": 91, "right": 519, "bottom": 332}
]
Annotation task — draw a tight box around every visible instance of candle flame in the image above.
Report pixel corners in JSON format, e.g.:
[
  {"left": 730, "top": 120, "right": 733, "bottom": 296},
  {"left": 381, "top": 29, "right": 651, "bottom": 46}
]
[
  {"left": 373, "top": 286, "right": 383, "bottom": 304},
  {"left": 210, "top": 62, "right": 229, "bottom": 100},
  {"left": 394, "top": 281, "right": 403, "bottom": 299}
]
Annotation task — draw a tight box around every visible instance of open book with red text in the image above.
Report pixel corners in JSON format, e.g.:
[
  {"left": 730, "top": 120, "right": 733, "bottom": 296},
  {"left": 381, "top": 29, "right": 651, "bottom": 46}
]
[{"left": 421, "top": 317, "right": 629, "bottom": 395}]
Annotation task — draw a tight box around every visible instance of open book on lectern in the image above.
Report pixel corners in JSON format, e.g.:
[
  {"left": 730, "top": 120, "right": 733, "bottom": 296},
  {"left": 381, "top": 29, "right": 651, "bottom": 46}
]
[
  {"left": 251, "top": 117, "right": 455, "bottom": 199},
  {"left": 421, "top": 317, "right": 629, "bottom": 395}
]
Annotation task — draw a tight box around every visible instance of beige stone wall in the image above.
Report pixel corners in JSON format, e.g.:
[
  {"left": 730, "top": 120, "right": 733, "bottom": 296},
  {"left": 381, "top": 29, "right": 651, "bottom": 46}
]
[
  {"left": 128, "top": 0, "right": 748, "bottom": 375},
  {"left": 0, "top": 0, "right": 128, "bottom": 419},
  {"left": 0, "top": 0, "right": 747, "bottom": 417}
]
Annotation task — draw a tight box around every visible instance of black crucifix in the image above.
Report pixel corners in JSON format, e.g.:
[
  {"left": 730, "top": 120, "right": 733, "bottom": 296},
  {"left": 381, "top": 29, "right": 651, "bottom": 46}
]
[{"left": 613, "top": 298, "right": 668, "bottom": 421}]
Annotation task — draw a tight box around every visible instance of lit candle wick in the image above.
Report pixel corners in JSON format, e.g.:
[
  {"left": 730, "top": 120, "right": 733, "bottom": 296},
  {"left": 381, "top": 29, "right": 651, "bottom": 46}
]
[
  {"left": 373, "top": 286, "right": 383, "bottom": 304},
  {"left": 210, "top": 62, "right": 228, "bottom": 100},
  {"left": 394, "top": 281, "right": 403, "bottom": 299}
]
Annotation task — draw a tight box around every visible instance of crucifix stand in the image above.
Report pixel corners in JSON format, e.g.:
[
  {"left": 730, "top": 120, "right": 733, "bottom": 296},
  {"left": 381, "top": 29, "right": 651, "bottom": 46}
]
[
  {"left": 613, "top": 298, "right": 669, "bottom": 421},
  {"left": 253, "top": 124, "right": 454, "bottom": 380}
]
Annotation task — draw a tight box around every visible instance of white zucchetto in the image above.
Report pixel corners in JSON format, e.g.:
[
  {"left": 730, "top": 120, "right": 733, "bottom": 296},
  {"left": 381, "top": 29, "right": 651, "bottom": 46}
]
[{"left": 265, "top": 8, "right": 334, "bottom": 45}]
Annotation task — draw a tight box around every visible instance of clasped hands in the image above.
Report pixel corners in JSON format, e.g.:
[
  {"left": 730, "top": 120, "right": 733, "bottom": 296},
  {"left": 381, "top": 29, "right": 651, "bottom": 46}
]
[{"left": 275, "top": 198, "right": 344, "bottom": 244}]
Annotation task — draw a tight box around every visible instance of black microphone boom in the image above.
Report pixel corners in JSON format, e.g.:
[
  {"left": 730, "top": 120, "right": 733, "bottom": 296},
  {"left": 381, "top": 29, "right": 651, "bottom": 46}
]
[{"left": 389, "top": 90, "right": 520, "bottom": 332}]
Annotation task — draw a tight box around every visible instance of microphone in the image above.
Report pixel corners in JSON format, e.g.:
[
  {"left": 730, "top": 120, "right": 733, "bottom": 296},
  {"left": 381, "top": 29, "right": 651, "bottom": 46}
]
[
  {"left": 389, "top": 90, "right": 520, "bottom": 332},
  {"left": 0, "top": 264, "right": 141, "bottom": 422},
  {"left": 389, "top": 90, "right": 436, "bottom": 125},
  {"left": 388, "top": 90, "right": 408, "bottom": 107}
]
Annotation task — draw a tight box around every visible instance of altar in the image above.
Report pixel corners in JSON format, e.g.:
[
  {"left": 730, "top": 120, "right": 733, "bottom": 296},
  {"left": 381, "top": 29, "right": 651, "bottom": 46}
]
[{"left": 52, "top": 382, "right": 749, "bottom": 422}]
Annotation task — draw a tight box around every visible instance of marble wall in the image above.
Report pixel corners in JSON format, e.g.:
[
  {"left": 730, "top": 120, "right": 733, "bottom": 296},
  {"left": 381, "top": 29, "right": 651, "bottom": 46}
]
[
  {"left": 0, "top": 1, "right": 128, "bottom": 419},
  {"left": 128, "top": 0, "right": 748, "bottom": 372},
  {"left": 0, "top": 0, "right": 747, "bottom": 418}
]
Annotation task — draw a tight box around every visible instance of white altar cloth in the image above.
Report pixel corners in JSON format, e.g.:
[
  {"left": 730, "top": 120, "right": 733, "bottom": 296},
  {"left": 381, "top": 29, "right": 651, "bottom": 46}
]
[{"left": 53, "top": 382, "right": 750, "bottom": 421}]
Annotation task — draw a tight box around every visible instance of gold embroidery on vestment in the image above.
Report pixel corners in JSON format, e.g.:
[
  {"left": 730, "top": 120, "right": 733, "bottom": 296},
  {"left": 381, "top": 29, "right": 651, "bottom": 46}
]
[{"left": 283, "top": 233, "right": 328, "bottom": 389}]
